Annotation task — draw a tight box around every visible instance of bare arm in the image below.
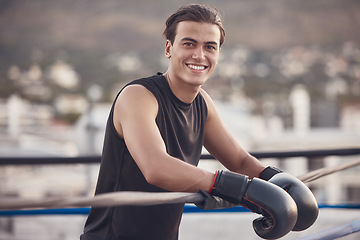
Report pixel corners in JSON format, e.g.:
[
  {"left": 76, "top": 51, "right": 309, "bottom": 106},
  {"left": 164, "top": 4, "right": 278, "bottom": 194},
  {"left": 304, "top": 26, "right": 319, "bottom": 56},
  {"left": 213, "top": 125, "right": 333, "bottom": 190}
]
[
  {"left": 113, "top": 85, "right": 214, "bottom": 193},
  {"left": 201, "top": 89, "right": 265, "bottom": 178}
]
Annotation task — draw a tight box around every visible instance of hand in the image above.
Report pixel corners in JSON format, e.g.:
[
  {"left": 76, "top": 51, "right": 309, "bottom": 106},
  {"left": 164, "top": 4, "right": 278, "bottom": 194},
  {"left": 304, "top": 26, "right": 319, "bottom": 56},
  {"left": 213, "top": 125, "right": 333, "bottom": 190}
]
[
  {"left": 210, "top": 170, "right": 297, "bottom": 239},
  {"left": 259, "top": 166, "right": 319, "bottom": 231}
]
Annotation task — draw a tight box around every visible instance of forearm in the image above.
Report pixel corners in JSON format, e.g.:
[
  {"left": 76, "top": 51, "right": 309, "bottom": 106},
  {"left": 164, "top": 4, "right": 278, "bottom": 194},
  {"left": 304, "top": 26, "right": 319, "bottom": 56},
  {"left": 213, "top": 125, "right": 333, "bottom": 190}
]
[
  {"left": 231, "top": 154, "right": 265, "bottom": 179},
  {"left": 143, "top": 154, "right": 214, "bottom": 193}
]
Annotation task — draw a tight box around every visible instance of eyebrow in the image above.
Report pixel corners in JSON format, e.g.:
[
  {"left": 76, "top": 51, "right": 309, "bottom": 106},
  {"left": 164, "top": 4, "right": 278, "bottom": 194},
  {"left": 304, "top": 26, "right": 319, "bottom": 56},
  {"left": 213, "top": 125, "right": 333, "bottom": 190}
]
[{"left": 181, "top": 37, "right": 218, "bottom": 46}]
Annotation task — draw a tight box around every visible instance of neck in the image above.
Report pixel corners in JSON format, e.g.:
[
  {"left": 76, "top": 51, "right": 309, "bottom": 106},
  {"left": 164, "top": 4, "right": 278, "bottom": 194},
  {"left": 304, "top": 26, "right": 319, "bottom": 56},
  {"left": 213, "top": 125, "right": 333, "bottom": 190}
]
[{"left": 163, "top": 71, "right": 200, "bottom": 104}]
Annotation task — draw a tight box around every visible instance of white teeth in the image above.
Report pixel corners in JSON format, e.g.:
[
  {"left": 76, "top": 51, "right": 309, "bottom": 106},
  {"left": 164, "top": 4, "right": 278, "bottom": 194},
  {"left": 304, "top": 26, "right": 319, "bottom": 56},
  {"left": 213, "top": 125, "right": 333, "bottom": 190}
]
[{"left": 188, "top": 64, "right": 205, "bottom": 70}]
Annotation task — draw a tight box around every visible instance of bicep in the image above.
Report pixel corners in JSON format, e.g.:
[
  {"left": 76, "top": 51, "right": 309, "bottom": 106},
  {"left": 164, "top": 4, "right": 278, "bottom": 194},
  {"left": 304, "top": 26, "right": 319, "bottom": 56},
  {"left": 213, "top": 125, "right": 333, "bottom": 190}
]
[{"left": 114, "top": 85, "right": 167, "bottom": 174}]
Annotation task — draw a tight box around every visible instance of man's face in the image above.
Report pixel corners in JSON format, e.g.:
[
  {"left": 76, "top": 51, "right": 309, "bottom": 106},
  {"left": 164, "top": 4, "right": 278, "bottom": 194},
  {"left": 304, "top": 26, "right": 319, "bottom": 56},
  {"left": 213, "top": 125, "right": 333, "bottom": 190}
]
[{"left": 165, "top": 21, "right": 221, "bottom": 87}]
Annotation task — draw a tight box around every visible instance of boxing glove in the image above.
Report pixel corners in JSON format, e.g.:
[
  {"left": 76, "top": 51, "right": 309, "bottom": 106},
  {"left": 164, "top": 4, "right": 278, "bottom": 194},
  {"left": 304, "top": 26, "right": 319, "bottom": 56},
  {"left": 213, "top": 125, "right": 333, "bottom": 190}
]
[
  {"left": 210, "top": 170, "right": 297, "bottom": 239},
  {"left": 259, "top": 166, "right": 319, "bottom": 231}
]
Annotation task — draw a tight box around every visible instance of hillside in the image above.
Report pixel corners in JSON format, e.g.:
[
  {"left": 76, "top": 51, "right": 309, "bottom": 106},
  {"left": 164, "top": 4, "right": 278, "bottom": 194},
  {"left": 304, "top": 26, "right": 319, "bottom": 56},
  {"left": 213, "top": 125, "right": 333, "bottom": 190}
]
[
  {"left": 2, "top": 0, "right": 359, "bottom": 51},
  {"left": 0, "top": 0, "right": 360, "bottom": 102}
]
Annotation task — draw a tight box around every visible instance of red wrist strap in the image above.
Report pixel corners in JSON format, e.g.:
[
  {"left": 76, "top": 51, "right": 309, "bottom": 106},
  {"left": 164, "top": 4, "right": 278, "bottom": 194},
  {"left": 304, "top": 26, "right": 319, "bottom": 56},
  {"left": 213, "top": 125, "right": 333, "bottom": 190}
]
[{"left": 209, "top": 171, "right": 219, "bottom": 193}]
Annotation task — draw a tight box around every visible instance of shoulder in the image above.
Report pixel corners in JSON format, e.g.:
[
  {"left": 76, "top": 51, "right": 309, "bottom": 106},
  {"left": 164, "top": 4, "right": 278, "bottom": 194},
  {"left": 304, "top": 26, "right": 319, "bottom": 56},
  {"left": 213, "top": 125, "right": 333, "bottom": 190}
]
[
  {"left": 116, "top": 84, "right": 158, "bottom": 110},
  {"left": 114, "top": 74, "right": 166, "bottom": 115},
  {"left": 113, "top": 84, "right": 158, "bottom": 137}
]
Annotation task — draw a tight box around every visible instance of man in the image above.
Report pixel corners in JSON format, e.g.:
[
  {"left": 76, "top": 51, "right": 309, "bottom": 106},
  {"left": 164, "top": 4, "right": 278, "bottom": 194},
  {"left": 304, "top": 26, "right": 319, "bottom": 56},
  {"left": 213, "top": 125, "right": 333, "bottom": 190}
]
[{"left": 81, "top": 4, "right": 317, "bottom": 240}]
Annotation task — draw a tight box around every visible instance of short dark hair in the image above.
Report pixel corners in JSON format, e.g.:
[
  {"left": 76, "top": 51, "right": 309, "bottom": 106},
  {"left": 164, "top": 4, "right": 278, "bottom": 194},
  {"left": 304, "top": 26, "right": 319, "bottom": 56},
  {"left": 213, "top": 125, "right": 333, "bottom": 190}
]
[{"left": 163, "top": 4, "right": 225, "bottom": 46}]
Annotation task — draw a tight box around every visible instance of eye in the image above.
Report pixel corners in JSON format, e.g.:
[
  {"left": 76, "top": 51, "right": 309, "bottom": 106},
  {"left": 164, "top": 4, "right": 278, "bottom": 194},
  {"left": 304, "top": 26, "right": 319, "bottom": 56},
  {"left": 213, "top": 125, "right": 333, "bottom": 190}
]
[
  {"left": 184, "top": 42, "right": 194, "bottom": 47},
  {"left": 206, "top": 45, "right": 217, "bottom": 51}
]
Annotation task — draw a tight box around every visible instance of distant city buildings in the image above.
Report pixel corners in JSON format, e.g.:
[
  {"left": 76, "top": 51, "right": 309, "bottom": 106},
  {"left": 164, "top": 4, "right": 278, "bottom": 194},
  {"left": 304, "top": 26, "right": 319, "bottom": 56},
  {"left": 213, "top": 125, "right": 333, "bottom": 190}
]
[{"left": 0, "top": 42, "right": 360, "bottom": 205}]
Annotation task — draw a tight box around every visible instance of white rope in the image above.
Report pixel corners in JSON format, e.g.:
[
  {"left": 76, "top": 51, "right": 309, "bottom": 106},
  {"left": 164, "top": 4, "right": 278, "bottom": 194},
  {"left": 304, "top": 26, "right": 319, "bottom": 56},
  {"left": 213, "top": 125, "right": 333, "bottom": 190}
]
[
  {"left": 0, "top": 192, "right": 203, "bottom": 210},
  {"left": 0, "top": 158, "right": 359, "bottom": 210},
  {"left": 297, "top": 158, "right": 360, "bottom": 183}
]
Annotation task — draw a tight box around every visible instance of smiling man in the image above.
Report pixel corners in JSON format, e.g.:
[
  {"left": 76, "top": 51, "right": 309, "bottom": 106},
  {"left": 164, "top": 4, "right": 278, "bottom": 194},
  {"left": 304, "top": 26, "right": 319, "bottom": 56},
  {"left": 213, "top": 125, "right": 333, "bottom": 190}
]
[
  {"left": 163, "top": 21, "right": 220, "bottom": 101},
  {"left": 80, "top": 4, "right": 318, "bottom": 240}
]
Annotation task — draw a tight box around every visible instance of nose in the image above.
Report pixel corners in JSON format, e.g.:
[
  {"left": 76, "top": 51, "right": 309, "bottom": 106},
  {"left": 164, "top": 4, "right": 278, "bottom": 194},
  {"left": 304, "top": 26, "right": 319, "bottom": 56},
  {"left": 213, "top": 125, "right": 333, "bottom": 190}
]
[{"left": 192, "top": 47, "right": 205, "bottom": 61}]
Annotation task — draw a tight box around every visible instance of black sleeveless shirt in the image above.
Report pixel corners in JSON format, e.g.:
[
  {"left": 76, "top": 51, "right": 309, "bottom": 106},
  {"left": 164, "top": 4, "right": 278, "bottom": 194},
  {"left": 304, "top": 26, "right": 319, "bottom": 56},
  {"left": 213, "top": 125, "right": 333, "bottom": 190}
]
[{"left": 81, "top": 73, "right": 208, "bottom": 240}]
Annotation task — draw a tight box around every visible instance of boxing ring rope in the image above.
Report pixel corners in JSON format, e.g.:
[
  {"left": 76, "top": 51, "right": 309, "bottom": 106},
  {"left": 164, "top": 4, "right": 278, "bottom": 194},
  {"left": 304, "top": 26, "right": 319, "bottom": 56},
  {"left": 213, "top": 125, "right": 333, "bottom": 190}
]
[
  {"left": 297, "top": 157, "right": 360, "bottom": 183},
  {"left": 1, "top": 203, "right": 360, "bottom": 216},
  {"left": 0, "top": 156, "right": 359, "bottom": 210},
  {"left": 0, "top": 148, "right": 360, "bottom": 239},
  {"left": 1, "top": 147, "right": 360, "bottom": 165},
  {"left": 0, "top": 192, "right": 203, "bottom": 210}
]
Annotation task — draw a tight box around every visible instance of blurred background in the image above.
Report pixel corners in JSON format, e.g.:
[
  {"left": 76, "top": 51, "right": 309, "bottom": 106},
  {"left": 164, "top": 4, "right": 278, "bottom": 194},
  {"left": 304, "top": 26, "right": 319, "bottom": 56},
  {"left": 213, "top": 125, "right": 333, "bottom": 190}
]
[{"left": 0, "top": 0, "right": 360, "bottom": 239}]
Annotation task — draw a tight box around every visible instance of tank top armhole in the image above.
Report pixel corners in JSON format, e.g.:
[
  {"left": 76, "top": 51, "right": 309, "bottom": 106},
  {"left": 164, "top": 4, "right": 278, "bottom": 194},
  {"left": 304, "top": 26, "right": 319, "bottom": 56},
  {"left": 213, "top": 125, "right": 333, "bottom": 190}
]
[{"left": 198, "top": 91, "right": 209, "bottom": 123}]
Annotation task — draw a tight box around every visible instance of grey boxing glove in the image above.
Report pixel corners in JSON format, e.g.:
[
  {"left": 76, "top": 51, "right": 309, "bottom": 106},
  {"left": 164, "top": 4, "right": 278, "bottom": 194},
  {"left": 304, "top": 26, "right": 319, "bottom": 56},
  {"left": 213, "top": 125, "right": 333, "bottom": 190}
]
[
  {"left": 210, "top": 170, "right": 298, "bottom": 239},
  {"left": 259, "top": 166, "right": 319, "bottom": 231}
]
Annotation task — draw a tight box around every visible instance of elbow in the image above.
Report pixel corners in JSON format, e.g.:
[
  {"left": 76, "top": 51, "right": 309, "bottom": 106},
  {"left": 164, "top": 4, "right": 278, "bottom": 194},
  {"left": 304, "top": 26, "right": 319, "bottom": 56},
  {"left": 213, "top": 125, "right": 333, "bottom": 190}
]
[
  {"left": 143, "top": 173, "right": 160, "bottom": 187},
  {"left": 136, "top": 153, "right": 177, "bottom": 189},
  {"left": 142, "top": 167, "right": 165, "bottom": 187}
]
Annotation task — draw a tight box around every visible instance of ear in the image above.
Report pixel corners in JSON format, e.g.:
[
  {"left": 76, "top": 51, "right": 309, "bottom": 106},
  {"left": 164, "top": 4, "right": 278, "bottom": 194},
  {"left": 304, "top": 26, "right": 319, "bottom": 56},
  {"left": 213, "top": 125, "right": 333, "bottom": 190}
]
[{"left": 165, "top": 40, "right": 172, "bottom": 58}]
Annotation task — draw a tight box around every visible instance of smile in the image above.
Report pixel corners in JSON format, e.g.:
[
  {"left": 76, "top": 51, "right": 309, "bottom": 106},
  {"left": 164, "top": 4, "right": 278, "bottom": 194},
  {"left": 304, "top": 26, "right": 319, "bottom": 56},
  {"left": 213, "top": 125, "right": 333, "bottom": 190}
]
[{"left": 186, "top": 64, "right": 207, "bottom": 71}]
